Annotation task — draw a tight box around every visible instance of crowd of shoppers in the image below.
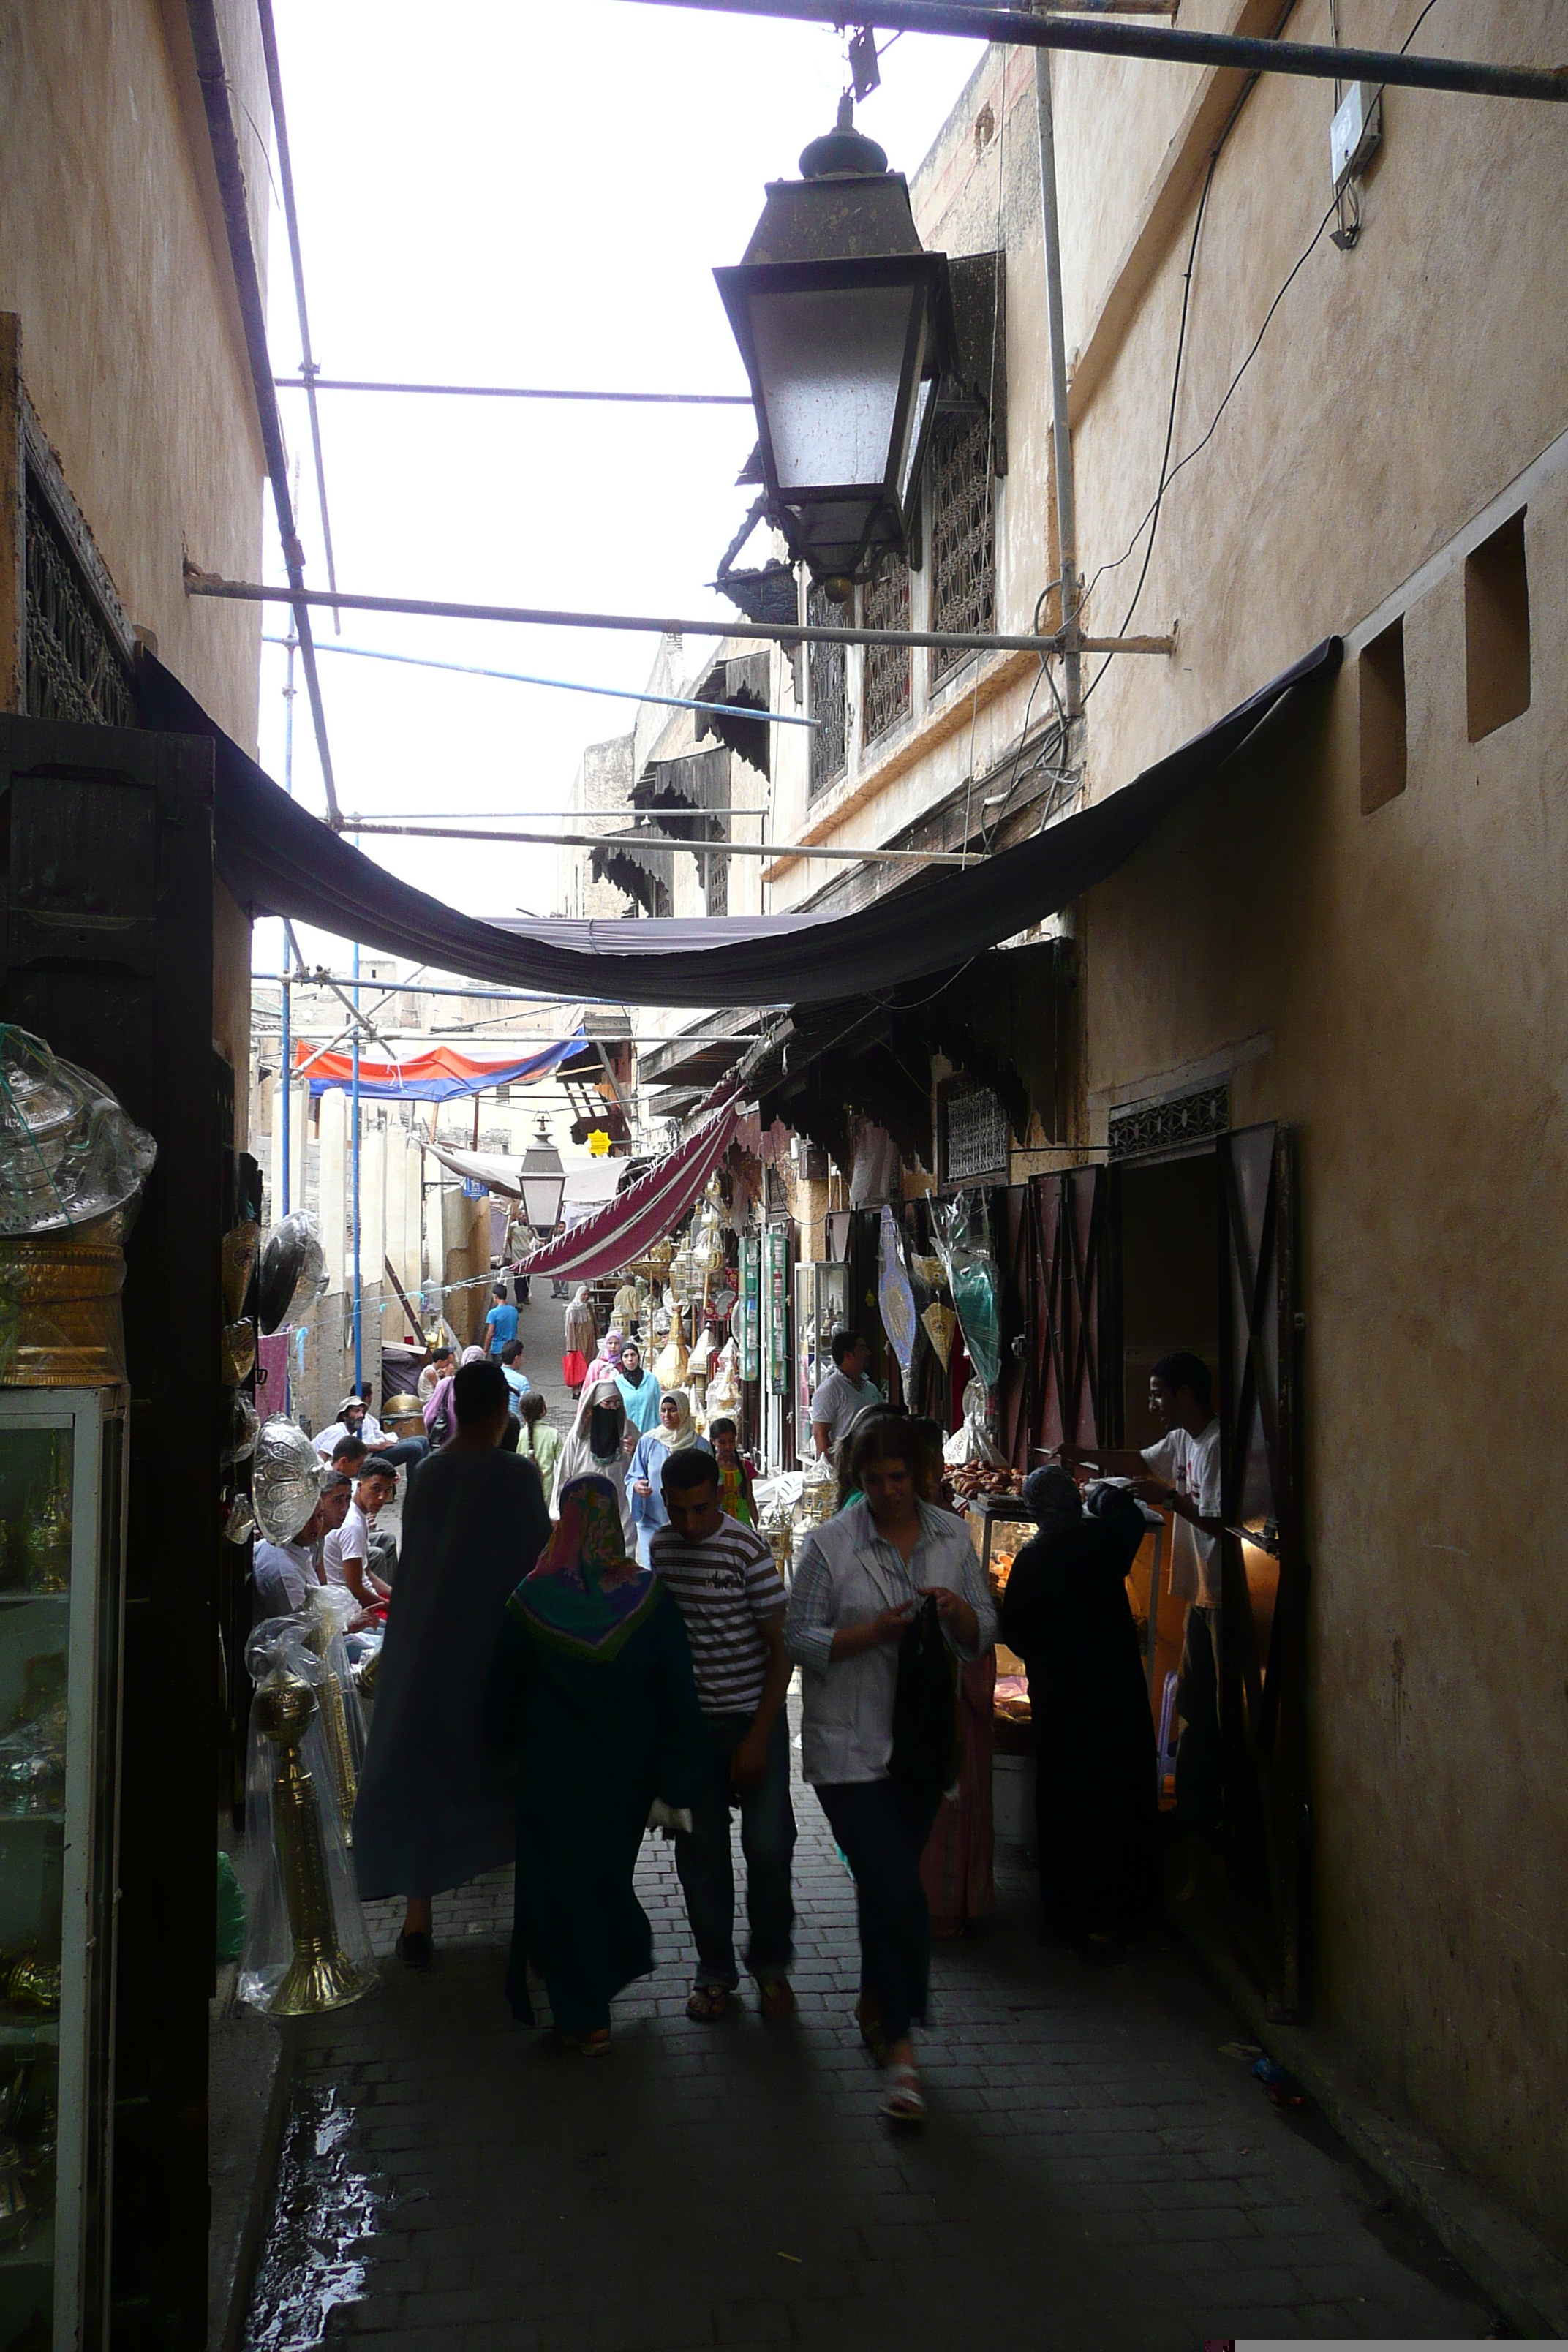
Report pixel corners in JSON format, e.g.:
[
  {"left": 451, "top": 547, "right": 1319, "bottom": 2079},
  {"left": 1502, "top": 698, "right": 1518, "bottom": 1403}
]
[{"left": 264, "top": 1284, "right": 1186, "bottom": 2130}]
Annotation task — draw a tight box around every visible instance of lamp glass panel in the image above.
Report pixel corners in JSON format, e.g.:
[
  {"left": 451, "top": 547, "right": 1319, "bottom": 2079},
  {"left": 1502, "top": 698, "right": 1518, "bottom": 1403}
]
[
  {"left": 519, "top": 1172, "right": 565, "bottom": 1229},
  {"left": 897, "top": 372, "right": 932, "bottom": 511},
  {"left": 783, "top": 496, "right": 880, "bottom": 574},
  {"left": 749, "top": 283, "right": 916, "bottom": 491}
]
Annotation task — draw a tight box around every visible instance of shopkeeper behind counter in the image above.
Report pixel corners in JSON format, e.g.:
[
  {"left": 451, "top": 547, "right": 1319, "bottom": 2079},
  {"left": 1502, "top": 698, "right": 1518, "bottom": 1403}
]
[
  {"left": 1055, "top": 1351, "right": 1224, "bottom": 1834},
  {"left": 810, "top": 1330, "right": 883, "bottom": 1460}
]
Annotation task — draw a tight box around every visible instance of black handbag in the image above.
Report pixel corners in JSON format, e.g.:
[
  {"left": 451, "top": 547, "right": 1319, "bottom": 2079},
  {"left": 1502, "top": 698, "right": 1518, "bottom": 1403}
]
[{"left": 889, "top": 1594, "right": 960, "bottom": 1796}]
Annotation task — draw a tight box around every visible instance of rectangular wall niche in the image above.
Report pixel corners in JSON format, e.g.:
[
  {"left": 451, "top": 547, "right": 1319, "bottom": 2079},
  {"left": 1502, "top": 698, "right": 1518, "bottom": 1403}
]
[
  {"left": 1359, "top": 617, "right": 1406, "bottom": 814},
  {"left": 1465, "top": 509, "right": 1530, "bottom": 743}
]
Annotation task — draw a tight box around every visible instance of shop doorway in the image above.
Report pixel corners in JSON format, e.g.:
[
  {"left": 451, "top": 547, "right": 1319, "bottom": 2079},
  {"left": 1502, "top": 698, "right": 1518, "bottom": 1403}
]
[{"left": 1115, "top": 1147, "right": 1220, "bottom": 1793}]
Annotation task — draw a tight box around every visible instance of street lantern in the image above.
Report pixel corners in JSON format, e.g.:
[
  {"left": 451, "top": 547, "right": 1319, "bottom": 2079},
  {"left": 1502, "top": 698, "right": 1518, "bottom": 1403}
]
[
  {"left": 715, "top": 97, "right": 951, "bottom": 603},
  {"left": 517, "top": 1114, "right": 565, "bottom": 1236}
]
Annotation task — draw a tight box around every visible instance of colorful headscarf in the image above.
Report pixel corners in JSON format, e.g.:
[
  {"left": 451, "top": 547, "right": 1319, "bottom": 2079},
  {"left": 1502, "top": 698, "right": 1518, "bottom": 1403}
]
[
  {"left": 508, "top": 1475, "right": 657, "bottom": 1659},
  {"left": 652, "top": 1388, "right": 699, "bottom": 1452}
]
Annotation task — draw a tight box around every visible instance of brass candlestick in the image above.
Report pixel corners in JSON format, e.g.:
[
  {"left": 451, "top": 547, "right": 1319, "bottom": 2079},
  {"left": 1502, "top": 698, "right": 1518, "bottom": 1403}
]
[
  {"left": 253, "top": 1671, "right": 368, "bottom": 2016},
  {"left": 301, "top": 1618, "right": 358, "bottom": 1841}
]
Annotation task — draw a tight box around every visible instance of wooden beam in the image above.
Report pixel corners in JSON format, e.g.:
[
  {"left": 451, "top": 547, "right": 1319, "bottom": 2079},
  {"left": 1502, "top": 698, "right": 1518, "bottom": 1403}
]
[{"left": 0, "top": 315, "right": 21, "bottom": 715}]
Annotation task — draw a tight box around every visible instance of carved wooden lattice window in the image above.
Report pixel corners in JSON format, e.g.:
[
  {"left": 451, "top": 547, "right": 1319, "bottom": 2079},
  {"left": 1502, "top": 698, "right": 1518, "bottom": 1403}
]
[
  {"left": 862, "top": 559, "right": 911, "bottom": 747},
  {"left": 705, "top": 844, "right": 728, "bottom": 918},
  {"left": 807, "top": 583, "right": 846, "bottom": 799},
  {"left": 23, "top": 462, "right": 136, "bottom": 729},
  {"left": 929, "top": 410, "right": 995, "bottom": 691}
]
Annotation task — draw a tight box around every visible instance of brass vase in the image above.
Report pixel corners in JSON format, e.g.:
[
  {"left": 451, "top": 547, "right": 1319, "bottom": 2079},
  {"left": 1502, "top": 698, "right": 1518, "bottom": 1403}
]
[
  {"left": 253, "top": 1673, "right": 368, "bottom": 2016},
  {"left": 301, "top": 1619, "right": 357, "bottom": 1840},
  {"left": 0, "top": 1213, "right": 127, "bottom": 1389}
]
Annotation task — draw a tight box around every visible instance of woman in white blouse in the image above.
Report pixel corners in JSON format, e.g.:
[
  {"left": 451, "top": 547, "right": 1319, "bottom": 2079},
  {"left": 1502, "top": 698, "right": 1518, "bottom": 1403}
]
[{"left": 785, "top": 1416, "right": 995, "bottom": 2123}]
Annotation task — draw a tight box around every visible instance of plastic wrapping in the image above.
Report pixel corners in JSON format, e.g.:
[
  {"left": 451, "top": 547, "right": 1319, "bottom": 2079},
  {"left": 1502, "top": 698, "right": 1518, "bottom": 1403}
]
[
  {"left": 876, "top": 1205, "right": 916, "bottom": 1384},
  {"left": 257, "top": 1212, "right": 329, "bottom": 1338},
  {"left": 0, "top": 1027, "right": 156, "bottom": 1237},
  {"left": 252, "top": 1419, "right": 325, "bottom": 1545},
  {"left": 943, "top": 1377, "right": 1005, "bottom": 1468},
  {"left": 934, "top": 1192, "right": 1001, "bottom": 1390},
  {"left": 302, "top": 1586, "right": 368, "bottom": 1794},
  {"left": 704, "top": 1336, "right": 742, "bottom": 1421},
  {"left": 238, "top": 1620, "right": 376, "bottom": 2018}
]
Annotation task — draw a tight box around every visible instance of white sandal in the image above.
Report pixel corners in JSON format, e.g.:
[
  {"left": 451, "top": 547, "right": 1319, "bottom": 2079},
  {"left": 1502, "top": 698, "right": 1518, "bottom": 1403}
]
[{"left": 879, "top": 2062, "right": 927, "bottom": 2123}]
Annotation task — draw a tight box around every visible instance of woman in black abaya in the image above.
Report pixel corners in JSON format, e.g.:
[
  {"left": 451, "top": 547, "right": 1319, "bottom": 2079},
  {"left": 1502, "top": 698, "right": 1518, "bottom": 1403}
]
[{"left": 998, "top": 1469, "right": 1159, "bottom": 1956}]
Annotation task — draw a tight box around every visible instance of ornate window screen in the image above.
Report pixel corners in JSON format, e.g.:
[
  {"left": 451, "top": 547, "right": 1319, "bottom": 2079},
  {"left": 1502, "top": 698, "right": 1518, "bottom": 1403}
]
[
  {"left": 1108, "top": 1083, "right": 1229, "bottom": 1163},
  {"left": 862, "top": 559, "right": 911, "bottom": 748},
  {"left": 807, "top": 584, "right": 846, "bottom": 799},
  {"left": 705, "top": 843, "right": 728, "bottom": 918},
  {"left": 941, "top": 1078, "right": 1008, "bottom": 1183},
  {"left": 929, "top": 410, "right": 995, "bottom": 691},
  {"left": 23, "top": 449, "right": 136, "bottom": 731}
]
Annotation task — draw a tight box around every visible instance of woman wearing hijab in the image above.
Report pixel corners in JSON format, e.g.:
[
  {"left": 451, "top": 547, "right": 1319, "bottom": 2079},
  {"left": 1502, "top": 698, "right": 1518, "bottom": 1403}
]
[
  {"left": 627, "top": 1389, "right": 710, "bottom": 1567},
  {"left": 615, "top": 1340, "right": 662, "bottom": 1437},
  {"left": 998, "top": 1468, "right": 1158, "bottom": 1957},
  {"left": 355, "top": 1358, "right": 551, "bottom": 1967},
  {"left": 584, "top": 1327, "right": 625, "bottom": 1392},
  {"left": 421, "top": 1343, "right": 484, "bottom": 1450},
  {"left": 485, "top": 1476, "right": 707, "bottom": 2051},
  {"left": 551, "top": 1379, "right": 635, "bottom": 1540}
]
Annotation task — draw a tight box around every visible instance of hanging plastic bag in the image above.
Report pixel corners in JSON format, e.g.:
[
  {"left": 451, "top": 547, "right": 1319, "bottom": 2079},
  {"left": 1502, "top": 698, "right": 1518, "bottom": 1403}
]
[
  {"left": 943, "top": 1376, "right": 1005, "bottom": 1468},
  {"left": 934, "top": 1191, "right": 1001, "bottom": 1389},
  {"left": 0, "top": 1026, "right": 156, "bottom": 1237},
  {"left": 876, "top": 1205, "right": 916, "bottom": 1387}
]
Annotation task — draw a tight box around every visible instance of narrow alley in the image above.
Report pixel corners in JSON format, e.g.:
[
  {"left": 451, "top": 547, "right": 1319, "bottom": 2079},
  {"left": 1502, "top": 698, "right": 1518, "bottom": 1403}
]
[{"left": 244, "top": 1752, "right": 1493, "bottom": 2352}]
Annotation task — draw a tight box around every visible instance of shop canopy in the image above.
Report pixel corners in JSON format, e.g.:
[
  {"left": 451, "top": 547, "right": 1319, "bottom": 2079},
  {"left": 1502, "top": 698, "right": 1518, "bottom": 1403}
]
[
  {"left": 512, "top": 1094, "right": 741, "bottom": 1281},
  {"left": 293, "top": 1036, "right": 585, "bottom": 1101},
  {"left": 423, "top": 1145, "right": 626, "bottom": 1226},
  {"left": 137, "top": 638, "right": 1340, "bottom": 1010}
]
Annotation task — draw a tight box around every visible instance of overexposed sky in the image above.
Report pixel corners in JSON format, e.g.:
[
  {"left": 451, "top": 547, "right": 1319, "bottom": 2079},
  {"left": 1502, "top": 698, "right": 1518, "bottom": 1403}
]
[{"left": 257, "top": 1, "right": 985, "bottom": 981}]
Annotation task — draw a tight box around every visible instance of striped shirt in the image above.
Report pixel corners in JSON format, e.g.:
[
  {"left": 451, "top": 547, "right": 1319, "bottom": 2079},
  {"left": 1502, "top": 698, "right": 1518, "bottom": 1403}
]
[{"left": 650, "top": 1518, "right": 785, "bottom": 1719}]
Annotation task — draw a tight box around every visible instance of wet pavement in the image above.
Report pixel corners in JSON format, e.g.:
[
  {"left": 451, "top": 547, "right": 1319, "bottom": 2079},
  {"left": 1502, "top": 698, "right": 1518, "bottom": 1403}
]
[{"left": 243, "top": 1733, "right": 1497, "bottom": 2352}]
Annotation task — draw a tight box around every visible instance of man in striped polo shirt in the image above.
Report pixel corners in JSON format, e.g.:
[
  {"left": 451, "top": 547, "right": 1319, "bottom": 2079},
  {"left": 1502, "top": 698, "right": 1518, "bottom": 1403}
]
[{"left": 653, "top": 1447, "right": 796, "bottom": 2021}]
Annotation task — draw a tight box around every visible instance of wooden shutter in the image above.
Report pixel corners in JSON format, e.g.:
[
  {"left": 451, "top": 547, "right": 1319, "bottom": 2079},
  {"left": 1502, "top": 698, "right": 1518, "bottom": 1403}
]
[
  {"left": 1216, "top": 1123, "right": 1308, "bottom": 2019},
  {"left": 996, "top": 1183, "right": 1030, "bottom": 1466},
  {"left": 1027, "top": 1166, "right": 1114, "bottom": 1458}
]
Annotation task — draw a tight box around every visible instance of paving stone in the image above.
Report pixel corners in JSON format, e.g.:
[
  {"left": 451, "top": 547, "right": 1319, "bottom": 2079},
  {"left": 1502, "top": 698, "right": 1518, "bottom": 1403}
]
[{"left": 242, "top": 1714, "right": 1495, "bottom": 2352}]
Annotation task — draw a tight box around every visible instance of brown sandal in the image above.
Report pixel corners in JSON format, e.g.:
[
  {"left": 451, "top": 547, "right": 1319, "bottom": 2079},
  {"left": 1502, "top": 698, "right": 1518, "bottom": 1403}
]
[
  {"left": 757, "top": 1978, "right": 796, "bottom": 2022},
  {"left": 856, "top": 1999, "right": 887, "bottom": 2062},
  {"left": 686, "top": 1984, "right": 731, "bottom": 2021}
]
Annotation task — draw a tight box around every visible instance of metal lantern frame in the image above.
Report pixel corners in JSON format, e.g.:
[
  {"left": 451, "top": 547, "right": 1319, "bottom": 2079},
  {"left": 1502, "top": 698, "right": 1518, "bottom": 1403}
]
[
  {"left": 715, "top": 244, "right": 950, "bottom": 592},
  {"left": 517, "top": 1119, "right": 567, "bottom": 1235}
]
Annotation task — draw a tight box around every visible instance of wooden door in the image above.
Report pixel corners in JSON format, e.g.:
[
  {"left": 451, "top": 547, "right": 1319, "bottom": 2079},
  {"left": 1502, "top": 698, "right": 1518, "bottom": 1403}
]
[
  {"left": 0, "top": 710, "right": 220, "bottom": 2348},
  {"left": 1216, "top": 1123, "right": 1308, "bottom": 2019},
  {"left": 1028, "top": 1166, "right": 1114, "bottom": 1458},
  {"left": 996, "top": 1183, "right": 1030, "bottom": 1466}
]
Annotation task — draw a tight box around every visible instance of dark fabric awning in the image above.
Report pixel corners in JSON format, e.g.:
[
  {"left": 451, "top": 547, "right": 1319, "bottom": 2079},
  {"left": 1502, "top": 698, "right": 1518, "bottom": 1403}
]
[{"left": 135, "top": 637, "right": 1340, "bottom": 1010}]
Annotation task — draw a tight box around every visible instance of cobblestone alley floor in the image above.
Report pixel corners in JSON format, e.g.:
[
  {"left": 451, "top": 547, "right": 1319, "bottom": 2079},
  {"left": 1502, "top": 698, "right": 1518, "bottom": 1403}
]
[{"left": 245, "top": 1730, "right": 1496, "bottom": 2352}]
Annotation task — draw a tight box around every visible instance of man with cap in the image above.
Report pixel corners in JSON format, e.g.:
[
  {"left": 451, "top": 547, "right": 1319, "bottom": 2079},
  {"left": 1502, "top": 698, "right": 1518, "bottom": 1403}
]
[{"left": 313, "top": 1393, "right": 388, "bottom": 1460}]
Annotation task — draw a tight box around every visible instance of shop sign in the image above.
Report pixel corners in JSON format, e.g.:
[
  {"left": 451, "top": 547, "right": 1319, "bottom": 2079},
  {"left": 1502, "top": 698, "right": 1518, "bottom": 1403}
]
[
  {"left": 739, "top": 1232, "right": 761, "bottom": 1383},
  {"left": 766, "top": 1220, "right": 789, "bottom": 1395}
]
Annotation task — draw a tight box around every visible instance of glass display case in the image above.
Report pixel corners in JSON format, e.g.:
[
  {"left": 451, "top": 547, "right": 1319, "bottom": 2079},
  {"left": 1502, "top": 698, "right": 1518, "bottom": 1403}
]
[
  {"left": 0, "top": 1390, "right": 124, "bottom": 2352},
  {"left": 792, "top": 1261, "right": 849, "bottom": 1463}
]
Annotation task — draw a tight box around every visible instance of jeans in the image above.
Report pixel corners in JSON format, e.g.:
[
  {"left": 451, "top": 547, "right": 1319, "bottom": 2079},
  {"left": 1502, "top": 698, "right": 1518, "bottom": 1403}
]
[
  {"left": 377, "top": 1436, "right": 429, "bottom": 1474},
  {"left": 815, "top": 1778, "right": 941, "bottom": 2045},
  {"left": 1175, "top": 1604, "right": 1223, "bottom": 1831},
  {"left": 674, "top": 1711, "right": 796, "bottom": 1989}
]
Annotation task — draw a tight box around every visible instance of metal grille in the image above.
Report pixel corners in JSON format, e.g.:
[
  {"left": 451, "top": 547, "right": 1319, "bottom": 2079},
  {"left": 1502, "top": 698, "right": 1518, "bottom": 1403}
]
[
  {"left": 807, "top": 584, "right": 846, "bottom": 799},
  {"left": 943, "top": 1080, "right": 1007, "bottom": 1180},
  {"left": 929, "top": 410, "right": 995, "bottom": 690},
  {"left": 706, "top": 848, "right": 728, "bottom": 918},
  {"left": 862, "top": 559, "right": 911, "bottom": 747},
  {"left": 23, "top": 475, "right": 136, "bottom": 729},
  {"left": 1108, "top": 1083, "right": 1229, "bottom": 1163}
]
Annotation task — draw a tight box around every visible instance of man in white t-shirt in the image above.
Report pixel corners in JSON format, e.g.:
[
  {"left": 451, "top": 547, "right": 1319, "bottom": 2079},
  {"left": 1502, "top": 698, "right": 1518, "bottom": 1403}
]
[
  {"left": 322, "top": 1455, "right": 398, "bottom": 1612},
  {"left": 1058, "top": 1352, "right": 1224, "bottom": 1831},
  {"left": 808, "top": 1330, "right": 883, "bottom": 1459}
]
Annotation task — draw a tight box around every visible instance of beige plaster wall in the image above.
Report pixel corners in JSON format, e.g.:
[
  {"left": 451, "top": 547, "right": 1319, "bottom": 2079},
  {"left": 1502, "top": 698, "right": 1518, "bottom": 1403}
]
[
  {"left": 1082, "top": 459, "right": 1568, "bottom": 2249},
  {"left": 0, "top": 0, "right": 269, "bottom": 1138}
]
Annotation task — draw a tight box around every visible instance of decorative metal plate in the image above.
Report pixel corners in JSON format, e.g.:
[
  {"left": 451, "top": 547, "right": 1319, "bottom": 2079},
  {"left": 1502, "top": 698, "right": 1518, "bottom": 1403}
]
[{"left": 1108, "top": 1083, "right": 1230, "bottom": 1163}]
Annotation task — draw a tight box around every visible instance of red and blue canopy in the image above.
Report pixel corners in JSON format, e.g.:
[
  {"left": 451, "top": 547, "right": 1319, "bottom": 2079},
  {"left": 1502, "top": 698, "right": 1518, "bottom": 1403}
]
[{"left": 295, "top": 1033, "right": 585, "bottom": 1101}]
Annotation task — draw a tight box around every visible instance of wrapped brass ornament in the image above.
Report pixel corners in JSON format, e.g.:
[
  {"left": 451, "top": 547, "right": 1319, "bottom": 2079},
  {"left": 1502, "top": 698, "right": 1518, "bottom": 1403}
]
[
  {"left": 250, "top": 1670, "right": 370, "bottom": 2016},
  {"left": 220, "top": 1320, "right": 257, "bottom": 1385},
  {"left": 0, "top": 1656, "right": 67, "bottom": 1818},
  {"left": 20, "top": 1480, "right": 69, "bottom": 1595},
  {"left": 222, "top": 1389, "right": 260, "bottom": 1467},
  {"left": 0, "top": 1956, "right": 60, "bottom": 2015},
  {"left": 221, "top": 1218, "right": 262, "bottom": 1321}
]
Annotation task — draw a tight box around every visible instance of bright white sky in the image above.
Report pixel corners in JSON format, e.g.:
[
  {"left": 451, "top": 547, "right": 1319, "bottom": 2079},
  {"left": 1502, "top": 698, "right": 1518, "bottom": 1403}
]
[{"left": 257, "top": 1, "right": 985, "bottom": 989}]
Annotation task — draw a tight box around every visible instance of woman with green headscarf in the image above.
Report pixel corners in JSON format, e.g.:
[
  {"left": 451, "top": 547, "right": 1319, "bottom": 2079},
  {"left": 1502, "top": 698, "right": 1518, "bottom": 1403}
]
[{"left": 486, "top": 1475, "right": 706, "bottom": 2051}]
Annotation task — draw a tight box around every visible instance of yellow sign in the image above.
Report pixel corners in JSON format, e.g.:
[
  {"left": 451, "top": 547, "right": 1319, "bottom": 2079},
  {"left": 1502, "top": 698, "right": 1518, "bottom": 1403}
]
[{"left": 587, "top": 1128, "right": 611, "bottom": 1158}]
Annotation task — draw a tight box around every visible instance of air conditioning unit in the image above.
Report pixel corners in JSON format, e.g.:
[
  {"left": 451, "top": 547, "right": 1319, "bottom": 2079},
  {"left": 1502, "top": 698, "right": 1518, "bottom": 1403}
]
[{"left": 1330, "top": 80, "right": 1381, "bottom": 195}]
